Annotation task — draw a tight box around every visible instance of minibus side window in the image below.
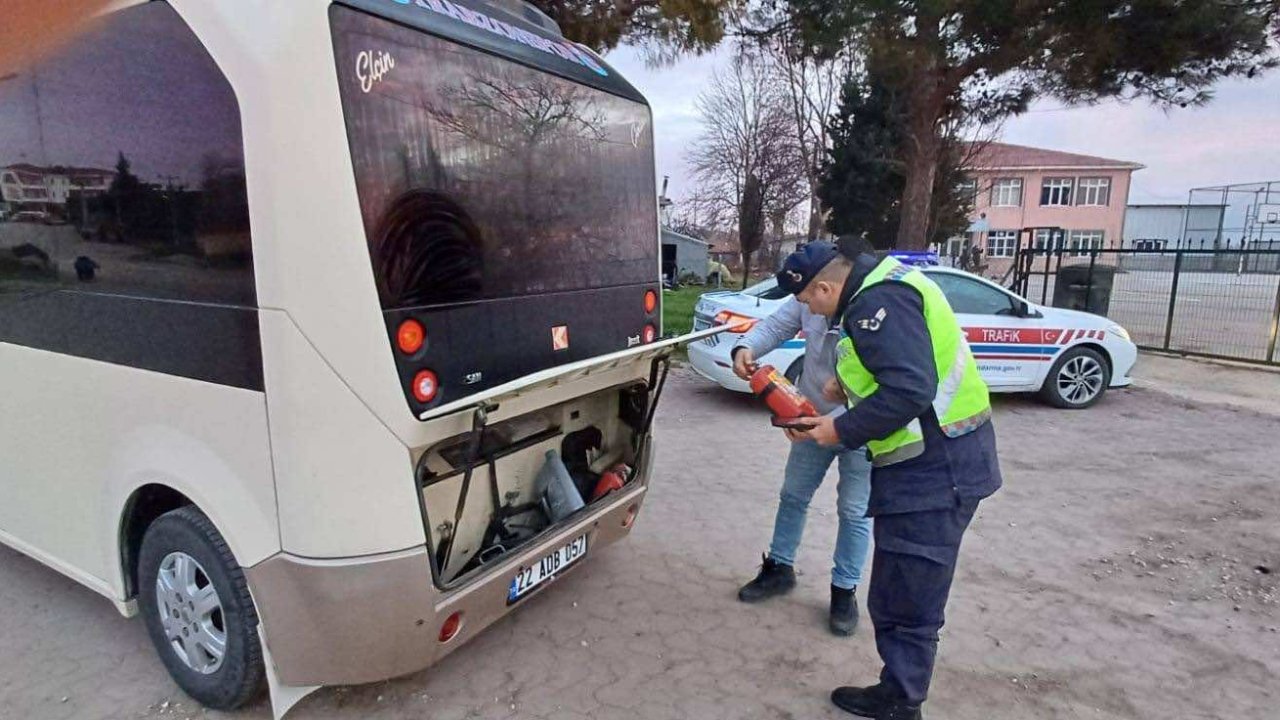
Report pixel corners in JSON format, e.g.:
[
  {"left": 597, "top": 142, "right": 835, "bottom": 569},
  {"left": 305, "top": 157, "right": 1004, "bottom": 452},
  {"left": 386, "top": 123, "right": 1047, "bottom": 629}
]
[{"left": 0, "top": 3, "right": 262, "bottom": 390}]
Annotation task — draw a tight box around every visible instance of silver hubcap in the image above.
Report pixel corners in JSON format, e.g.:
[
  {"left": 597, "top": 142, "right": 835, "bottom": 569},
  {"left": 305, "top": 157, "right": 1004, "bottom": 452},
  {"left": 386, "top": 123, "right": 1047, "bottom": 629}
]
[
  {"left": 1057, "top": 355, "right": 1104, "bottom": 405},
  {"left": 155, "top": 552, "right": 226, "bottom": 674}
]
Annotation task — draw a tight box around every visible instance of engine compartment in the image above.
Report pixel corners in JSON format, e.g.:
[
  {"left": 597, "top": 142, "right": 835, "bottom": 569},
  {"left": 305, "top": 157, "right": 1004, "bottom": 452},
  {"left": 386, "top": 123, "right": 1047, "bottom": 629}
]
[{"left": 416, "top": 379, "right": 655, "bottom": 586}]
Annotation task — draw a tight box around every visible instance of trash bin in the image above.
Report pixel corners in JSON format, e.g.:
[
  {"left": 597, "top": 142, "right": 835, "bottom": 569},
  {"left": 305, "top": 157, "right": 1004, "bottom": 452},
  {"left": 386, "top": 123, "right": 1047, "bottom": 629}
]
[{"left": 1052, "top": 264, "right": 1115, "bottom": 315}]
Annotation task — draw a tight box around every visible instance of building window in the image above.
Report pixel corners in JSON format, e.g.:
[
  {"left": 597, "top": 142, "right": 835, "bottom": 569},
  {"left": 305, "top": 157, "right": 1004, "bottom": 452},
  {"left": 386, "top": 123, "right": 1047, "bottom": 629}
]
[
  {"left": 1068, "top": 230, "right": 1104, "bottom": 256},
  {"left": 1032, "top": 228, "right": 1066, "bottom": 254},
  {"left": 987, "top": 230, "right": 1018, "bottom": 258},
  {"left": 1041, "top": 177, "right": 1074, "bottom": 206},
  {"left": 957, "top": 178, "right": 978, "bottom": 206},
  {"left": 1133, "top": 238, "right": 1166, "bottom": 251},
  {"left": 990, "top": 178, "right": 1022, "bottom": 207},
  {"left": 1076, "top": 177, "right": 1111, "bottom": 206}
]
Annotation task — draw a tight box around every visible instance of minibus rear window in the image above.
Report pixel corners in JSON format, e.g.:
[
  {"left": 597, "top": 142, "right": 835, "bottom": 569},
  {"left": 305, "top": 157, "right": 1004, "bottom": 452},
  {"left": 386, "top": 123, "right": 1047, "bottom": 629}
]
[{"left": 331, "top": 6, "right": 658, "bottom": 310}]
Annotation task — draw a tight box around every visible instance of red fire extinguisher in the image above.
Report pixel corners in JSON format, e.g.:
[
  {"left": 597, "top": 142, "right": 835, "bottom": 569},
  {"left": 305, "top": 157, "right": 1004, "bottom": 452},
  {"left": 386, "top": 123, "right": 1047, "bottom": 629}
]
[
  {"left": 749, "top": 365, "right": 818, "bottom": 421},
  {"left": 591, "top": 463, "right": 631, "bottom": 501}
]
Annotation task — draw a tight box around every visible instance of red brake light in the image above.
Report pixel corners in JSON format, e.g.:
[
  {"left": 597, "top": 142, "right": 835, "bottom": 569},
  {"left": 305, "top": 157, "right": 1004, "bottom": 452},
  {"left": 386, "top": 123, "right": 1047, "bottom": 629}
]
[
  {"left": 439, "top": 611, "right": 463, "bottom": 643},
  {"left": 644, "top": 289, "right": 658, "bottom": 314},
  {"left": 411, "top": 369, "right": 439, "bottom": 403},
  {"left": 397, "top": 319, "right": 425, "bottom": 354},
  {"left": 714, "top": 310, "right": 758, "bottom": 334},
  {"left": 642, "top": 324, "right": 658, "bottom": 344}
]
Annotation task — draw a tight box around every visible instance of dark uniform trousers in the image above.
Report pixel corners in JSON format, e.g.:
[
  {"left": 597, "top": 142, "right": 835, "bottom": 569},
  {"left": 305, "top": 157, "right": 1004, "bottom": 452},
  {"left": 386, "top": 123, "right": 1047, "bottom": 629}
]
[{"left": 868, "top": 496, "right": 980, "bottom": 705}]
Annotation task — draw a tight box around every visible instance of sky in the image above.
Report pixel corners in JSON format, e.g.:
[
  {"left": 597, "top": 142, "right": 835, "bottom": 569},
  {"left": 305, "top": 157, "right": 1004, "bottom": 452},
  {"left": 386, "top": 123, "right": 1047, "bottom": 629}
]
[{"left": 604, "top": 44, "right": 1280, "bottom": 208}]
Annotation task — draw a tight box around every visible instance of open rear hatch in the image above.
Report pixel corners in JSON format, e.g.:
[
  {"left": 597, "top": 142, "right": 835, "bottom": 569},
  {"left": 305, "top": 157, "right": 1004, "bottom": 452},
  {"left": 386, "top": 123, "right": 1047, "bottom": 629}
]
[{"left": 414, "top": 326, "right": 723, "bottom": 588}]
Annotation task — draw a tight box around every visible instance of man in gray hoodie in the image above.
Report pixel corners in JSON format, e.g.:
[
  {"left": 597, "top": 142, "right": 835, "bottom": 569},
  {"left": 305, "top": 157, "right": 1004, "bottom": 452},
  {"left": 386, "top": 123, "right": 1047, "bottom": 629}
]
[{"left": 732, "top": 240, "right": 872, "bottom": 636}]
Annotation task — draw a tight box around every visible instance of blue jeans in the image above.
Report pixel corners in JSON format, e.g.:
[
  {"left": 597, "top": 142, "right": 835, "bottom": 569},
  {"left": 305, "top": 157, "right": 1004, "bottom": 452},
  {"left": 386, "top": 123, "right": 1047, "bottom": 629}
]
[{"left": 768, "top": 439, "right": 873, "bottom": 589}]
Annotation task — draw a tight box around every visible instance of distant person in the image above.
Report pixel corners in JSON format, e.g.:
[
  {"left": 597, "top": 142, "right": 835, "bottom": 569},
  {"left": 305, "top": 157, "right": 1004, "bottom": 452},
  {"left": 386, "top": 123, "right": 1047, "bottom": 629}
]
[
  {"left": 969, "top": 245, "right": 986, "bottom": 275},
  {"left": 74, "top": 256, "right": 100, "bottom": 282}
]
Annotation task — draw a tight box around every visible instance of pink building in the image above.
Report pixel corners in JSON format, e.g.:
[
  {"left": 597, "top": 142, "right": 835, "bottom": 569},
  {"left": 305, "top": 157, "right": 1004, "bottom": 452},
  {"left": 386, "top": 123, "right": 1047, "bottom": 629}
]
[{"left": 951, "top": 143, "right": 1144, "bottom": 275}]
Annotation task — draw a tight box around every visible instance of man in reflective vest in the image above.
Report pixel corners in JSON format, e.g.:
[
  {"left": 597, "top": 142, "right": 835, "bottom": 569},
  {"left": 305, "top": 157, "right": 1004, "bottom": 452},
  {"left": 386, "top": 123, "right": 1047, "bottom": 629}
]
[{"left": 780, "top": 241, "right": 1003, "bottom": 720}]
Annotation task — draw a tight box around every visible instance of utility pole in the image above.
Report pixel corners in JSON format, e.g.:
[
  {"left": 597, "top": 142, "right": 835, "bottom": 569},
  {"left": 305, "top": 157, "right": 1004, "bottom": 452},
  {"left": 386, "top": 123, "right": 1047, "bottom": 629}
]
[{"left": 159, "top": 174, "right": 180, "bottom": 246}]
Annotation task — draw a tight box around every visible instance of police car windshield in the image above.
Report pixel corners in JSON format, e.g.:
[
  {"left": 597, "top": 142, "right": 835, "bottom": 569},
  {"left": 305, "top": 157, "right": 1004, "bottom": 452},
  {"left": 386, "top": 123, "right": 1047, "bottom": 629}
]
[{"left": 331, "top": 6, "right": 657, "bottom": 309}]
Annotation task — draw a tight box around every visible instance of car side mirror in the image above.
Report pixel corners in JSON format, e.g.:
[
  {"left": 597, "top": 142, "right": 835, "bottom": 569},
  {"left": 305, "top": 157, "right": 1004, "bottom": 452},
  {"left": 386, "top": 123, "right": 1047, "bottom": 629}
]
[{"left": 1015, "top": 301, "right": 1042, "bottom": 319}]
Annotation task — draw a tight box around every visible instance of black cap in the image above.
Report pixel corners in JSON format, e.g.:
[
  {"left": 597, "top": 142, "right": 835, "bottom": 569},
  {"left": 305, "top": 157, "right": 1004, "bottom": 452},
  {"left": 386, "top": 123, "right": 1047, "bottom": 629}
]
[{"left": 776, "top": 241, "right": 839, "bottom": 295}]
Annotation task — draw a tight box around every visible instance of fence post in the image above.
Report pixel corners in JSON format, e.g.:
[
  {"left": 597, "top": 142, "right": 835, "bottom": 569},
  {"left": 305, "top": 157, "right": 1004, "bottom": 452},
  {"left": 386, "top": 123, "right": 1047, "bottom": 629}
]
[
  {"left": 1041, "top": 235, "right": 1054, "bottom": 305},
  {"left": 1085, "top": 249, "right": 1097, "bottom": 313},
  {"left": 1164, "top": 251, "right": 1184, "bottom": 351},
  {"left": 1267, "top": 273, "right": 1280, "bottom": 364}
]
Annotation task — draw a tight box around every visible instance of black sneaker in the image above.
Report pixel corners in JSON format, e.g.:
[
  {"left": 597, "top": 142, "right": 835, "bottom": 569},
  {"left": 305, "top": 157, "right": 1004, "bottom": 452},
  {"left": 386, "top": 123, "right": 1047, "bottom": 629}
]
[
  {"left": 737, "top": 554, "right": 796, "bottom": 603},
  {"left": 831, "top": 683, "right": 894, "bottom": 718},
  {"left": 829, "top": 585, "right": 859, "bottom": 636}
]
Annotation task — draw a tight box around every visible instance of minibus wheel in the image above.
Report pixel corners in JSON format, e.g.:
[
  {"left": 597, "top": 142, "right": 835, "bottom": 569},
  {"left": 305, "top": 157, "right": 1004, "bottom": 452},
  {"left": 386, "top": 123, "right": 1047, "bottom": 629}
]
[{"left": 137, "top": 506, "right": 265, "bottom": 710}]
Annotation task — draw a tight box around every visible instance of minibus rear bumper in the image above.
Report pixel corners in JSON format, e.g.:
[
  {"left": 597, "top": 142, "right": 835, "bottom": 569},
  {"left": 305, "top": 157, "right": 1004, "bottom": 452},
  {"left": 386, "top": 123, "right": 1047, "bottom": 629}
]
[{"left": 244, "top": 442, "right": 653, "bottom": 687}]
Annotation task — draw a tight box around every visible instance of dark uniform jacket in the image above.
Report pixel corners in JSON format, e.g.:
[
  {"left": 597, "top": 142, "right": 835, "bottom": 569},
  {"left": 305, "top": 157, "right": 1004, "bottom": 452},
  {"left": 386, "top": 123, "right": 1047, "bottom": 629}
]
[{"left": 831, "top": 254, "right": 1003, "bottom": 517}]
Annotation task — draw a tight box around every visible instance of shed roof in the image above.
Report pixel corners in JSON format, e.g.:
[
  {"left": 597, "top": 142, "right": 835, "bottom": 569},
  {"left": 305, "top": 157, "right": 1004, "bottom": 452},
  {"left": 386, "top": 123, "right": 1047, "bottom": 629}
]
[{"left": 661, "top": 227, "right": 710, "bottom": 246}]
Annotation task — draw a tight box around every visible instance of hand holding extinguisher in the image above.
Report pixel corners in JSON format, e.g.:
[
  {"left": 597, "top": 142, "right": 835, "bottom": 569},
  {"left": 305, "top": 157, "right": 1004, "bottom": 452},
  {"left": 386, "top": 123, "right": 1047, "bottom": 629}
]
[{"left": 731, "top": 347, "right": 758, "bottom": 380}]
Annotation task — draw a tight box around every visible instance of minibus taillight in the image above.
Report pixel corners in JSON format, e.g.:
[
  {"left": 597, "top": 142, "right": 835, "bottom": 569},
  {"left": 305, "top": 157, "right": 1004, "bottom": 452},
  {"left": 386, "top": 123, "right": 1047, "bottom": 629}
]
[
  {"left": 642, "top": 324, "right": 657, "bottom": 344},
  {"left": 643, "top": 289, "right": 657, "bottom": 314},
  {"left": 411, "top": 369, "right": 439, "bottom": 403},
  {"left": 397, "top": 319, "right": 425, "bottom": 355},
  {"left": 439, "top": 611, "right": 463, "bottom": 643}
]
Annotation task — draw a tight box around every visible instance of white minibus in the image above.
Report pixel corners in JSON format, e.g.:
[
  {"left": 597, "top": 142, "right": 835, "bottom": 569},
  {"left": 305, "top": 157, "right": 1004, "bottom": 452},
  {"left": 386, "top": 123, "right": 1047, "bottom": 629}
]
[{"left": 0, "top": 0, "right": 710, "bottom": 714}]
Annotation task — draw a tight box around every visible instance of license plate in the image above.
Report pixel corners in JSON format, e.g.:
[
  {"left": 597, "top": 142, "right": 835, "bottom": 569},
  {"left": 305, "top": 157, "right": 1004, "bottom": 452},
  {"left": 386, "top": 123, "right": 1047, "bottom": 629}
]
[{"left": 507, "top": 534, "right": 588, "bottom": 604}]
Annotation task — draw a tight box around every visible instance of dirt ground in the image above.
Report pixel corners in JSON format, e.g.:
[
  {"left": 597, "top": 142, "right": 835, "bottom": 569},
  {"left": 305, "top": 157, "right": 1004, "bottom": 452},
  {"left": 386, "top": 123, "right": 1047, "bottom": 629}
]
[{"left": 1, "top": 354, "right": 1277, "bottom": 720}]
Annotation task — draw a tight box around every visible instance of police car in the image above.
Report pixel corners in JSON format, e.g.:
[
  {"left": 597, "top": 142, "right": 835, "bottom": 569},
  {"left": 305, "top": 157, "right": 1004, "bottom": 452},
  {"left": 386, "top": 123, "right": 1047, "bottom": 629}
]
[{"left": 687, "top": 266, "right": 1137, "bottom": 409}]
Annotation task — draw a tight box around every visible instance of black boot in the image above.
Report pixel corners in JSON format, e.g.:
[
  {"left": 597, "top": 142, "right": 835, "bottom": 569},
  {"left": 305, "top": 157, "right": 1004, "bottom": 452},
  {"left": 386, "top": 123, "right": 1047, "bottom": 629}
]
[
  {"left": 831, "top": 684, "right": 894, "bottom": 718},
  {"left": 829, "top": 585, "right": 859, "bottom": 636},
  {"left": 737, "top": 554, "right": 796, "bottom": 603},
  {"left": 879, "top": 704, "right": 923, "bottom": 720}
]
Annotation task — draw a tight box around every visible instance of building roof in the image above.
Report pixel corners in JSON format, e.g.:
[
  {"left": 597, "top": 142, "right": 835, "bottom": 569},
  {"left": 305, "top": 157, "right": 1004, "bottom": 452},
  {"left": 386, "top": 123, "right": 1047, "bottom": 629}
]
[
  {"left": 965, "top": 142, "right": 1144, "bottom": 171},
  {"left": 660, "top": 227, "right": 710, "bottom": 246},
  {"left": 2, "top": 162, "right": 116, "bottom": 177}
]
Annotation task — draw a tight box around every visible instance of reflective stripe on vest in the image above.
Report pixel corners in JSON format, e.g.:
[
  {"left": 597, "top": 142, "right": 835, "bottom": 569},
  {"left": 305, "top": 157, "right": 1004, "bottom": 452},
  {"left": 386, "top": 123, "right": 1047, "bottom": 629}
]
[{"left": 836, "top": 257, "right": 992, "bottom": 466}]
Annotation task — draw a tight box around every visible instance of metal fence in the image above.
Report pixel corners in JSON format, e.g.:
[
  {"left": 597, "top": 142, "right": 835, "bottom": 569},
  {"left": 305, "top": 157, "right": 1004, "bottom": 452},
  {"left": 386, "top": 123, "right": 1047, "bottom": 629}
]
[{"left": 1009, "top": 240, "right": 1280, "bottom": 366}]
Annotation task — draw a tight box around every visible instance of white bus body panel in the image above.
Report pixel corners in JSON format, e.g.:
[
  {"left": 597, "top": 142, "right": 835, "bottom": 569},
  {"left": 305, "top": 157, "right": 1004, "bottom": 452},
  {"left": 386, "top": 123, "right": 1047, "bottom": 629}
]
[
  {"left": 0, "top": 341, "right": 277, "bottom": 603},
  {"left": 258, "top": 310, "right": 427, "bottom": 558}
]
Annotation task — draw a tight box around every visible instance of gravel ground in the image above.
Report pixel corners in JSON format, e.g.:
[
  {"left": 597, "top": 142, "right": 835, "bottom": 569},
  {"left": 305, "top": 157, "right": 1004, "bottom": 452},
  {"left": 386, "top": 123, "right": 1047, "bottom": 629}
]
[{"left": 1, "top": 355, "right": 1277, "bottom": 720}]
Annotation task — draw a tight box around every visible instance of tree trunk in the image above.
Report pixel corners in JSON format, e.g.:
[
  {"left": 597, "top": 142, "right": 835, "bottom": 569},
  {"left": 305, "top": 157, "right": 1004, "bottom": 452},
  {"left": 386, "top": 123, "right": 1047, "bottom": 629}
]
[
  {"left": 807, "top": 188, "right": 823, "bottom": 242},
  {"left": 896, "top": 122, "right": 943, "bottom": 251},
  {"left": 740, "top": 250, "right": 753, "bottom": 289},
  {"left": 895, "top": 35, "right": 947, "bottom": 251}
]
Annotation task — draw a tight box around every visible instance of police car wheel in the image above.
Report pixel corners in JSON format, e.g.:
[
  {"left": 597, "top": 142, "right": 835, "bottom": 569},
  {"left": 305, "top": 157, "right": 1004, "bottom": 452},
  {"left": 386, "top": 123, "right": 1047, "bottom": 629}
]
[{"left": 1040, "top": 346, "right": 1110, "bottom": 409}]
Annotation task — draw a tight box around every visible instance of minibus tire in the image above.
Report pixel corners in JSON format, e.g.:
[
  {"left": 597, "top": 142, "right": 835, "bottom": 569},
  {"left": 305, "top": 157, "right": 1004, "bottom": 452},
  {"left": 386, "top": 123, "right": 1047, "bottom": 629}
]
[{"left": 137, "top": 506, "right": 265, "bottom": 710}]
